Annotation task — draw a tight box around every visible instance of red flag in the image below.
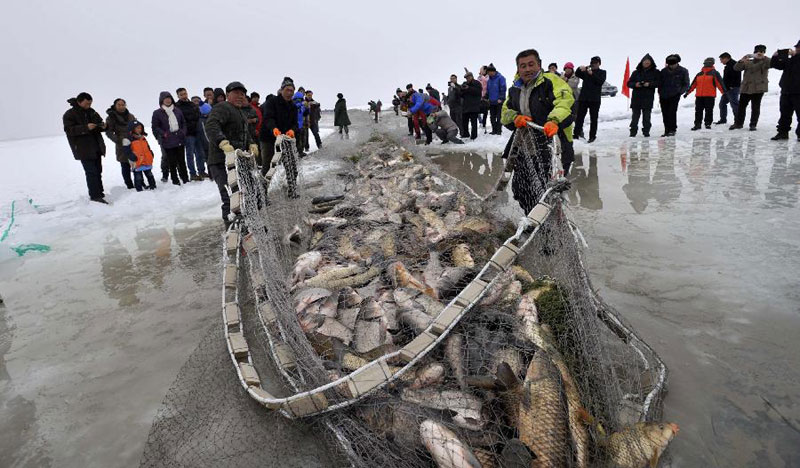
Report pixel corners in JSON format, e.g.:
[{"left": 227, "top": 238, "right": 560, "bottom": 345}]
[{"left": 622, "top": 57, "right": 631, "bottom": 98}]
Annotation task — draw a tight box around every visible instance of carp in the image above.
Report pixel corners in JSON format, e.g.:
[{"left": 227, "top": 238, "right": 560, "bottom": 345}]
[{"left": 419, "top": 420, "right": 482, "bottom": 468}]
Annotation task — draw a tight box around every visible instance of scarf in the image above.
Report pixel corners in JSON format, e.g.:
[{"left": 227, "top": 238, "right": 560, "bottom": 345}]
[{"left": 162, "top": 104, "right": 179, "bottom": 132}]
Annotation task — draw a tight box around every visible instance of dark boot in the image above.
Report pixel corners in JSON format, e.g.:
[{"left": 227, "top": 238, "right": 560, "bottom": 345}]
[
  {"left": 771, "top": 132, "right": 789, "bottom": 141},
  {"left": 629, "top": 129, "right": 637, "bottom": 137}
]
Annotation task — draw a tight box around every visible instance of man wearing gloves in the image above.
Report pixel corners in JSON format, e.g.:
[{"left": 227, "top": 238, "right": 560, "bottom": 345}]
[
  {"left": 659, "top": 54, "right": 690, "bottom": 137},
  {"left": 501, "top": 48, "right": 575, "bottom": 214},
  {"left": 204, "top": 81, "right": 257, "bottom": 225},
  {"left": 731, "top": 45, "right": 770, "bottom": 131},
  {"left": 260, "top": 77, "right": 299, "bottom": 174},
  {"left": 770, "top": 40, "right": 800, "bottom": 141}
]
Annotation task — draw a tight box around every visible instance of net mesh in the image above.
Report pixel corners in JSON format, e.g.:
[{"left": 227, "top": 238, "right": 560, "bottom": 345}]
[{"left": 140, "top": 130, "right": 670, "bottom": 468}]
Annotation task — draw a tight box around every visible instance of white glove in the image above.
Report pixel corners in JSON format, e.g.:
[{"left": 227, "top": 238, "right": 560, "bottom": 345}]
[
  {"left": 219, "top": 140, "right": 234, "bottom": 153},
  {"left": 249, "top": 144, "right": 259, "bottom": 156}
]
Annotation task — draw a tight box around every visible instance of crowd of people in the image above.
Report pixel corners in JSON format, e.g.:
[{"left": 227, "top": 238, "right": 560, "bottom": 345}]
[{"left": 62, "top": 77, "right": 350, "bottom": 219}]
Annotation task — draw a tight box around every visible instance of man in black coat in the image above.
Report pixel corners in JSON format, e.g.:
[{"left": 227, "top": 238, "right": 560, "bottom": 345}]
[
  {"left": 771, "top": 40, "right": 800, "bottom": 141},
  {"left": 575, "top": 56, "right": 607, "bottom": 143},
  {"left": 717, "top": 52, "right": 741, "bottom": 124},
  {"left": 460, "top": 71, "right": 482, "bottom": 140},
  {"left": 260, "top": 77, "right": 299, "bottom": 175},
  {"left": 627, "top": 54, "right": 661, "bottom": 137},
  {"left": 659, "top": 54, "right": 690, "bottom": 137},
  {"left": 63, "top": 92, "right": 108, "bottom": 204},
  {"left": 175, "top": 87, "right": 205, "bottom": 180}
]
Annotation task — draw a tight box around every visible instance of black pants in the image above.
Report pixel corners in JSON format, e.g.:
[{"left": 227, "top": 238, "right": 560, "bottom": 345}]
[
  {"left": 694, "top": 97, "right": 715, "bottom": 127},
  {"left": 133, "top": 169, "right": 156, "bottom": 191},
  {"left": 260, "top": 139, "right": 276, "bottom": 174},
  {"left": 80, "top": 158, "right": 104, "bottom": 200},
  {"left": 407, "top": 117, "right": 414, "bottom": 135},
  {"left": 559, "top": 133, "right": 575, "bottom": 174},
  {"left": 208, "top": 163, "right": 230, "bottom": 220},
  {"left": 630, "top": 106, "right": 652, "bottom": 134},
  {"left": 575, "top": 100, "right": 600, "bottom": 139},
  {"left": 462, "top": 112, "right": 479, "bottom": 140},
  {"left": 660, "top": 95, "right": 681, "bottom": 133},
  {"left": 164, "top": 145, "right": 189, "bottom": 183},
  {"left": 777, "top": 93, "right": 800, "bottom": 136},
  {"left": 489, "top": 103, "right": 503, "bottom": 134},
  {"left": 735, "top": 93, "right": 764, "bottom": 128},
  {"left": 449, "top": 108, "right": 463, "bottom": 134},
  {"left": 309, "top": 122, "right": 322, "bottom": 149},
  {"left": 159, "top": 145, "right": 168, "bottom": 180},
  {"left": 120, "top": 160, "right": 134, "bottom": 188}
]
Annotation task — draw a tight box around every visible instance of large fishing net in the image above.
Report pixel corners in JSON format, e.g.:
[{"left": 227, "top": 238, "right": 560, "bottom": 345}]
[{"left": 141, "top": 128, "right": 671, "bottom": 468}]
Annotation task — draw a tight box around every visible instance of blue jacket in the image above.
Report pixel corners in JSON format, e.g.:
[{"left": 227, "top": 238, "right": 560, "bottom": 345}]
[
  {"left": 487, "top": 72, "right": 507, "bottom": 104},
  {"left": 409, "top": 91, "right": 435, "bottom": 115},
  {"left": 293, "top": 91, "right": 306, "bottom": 129}
]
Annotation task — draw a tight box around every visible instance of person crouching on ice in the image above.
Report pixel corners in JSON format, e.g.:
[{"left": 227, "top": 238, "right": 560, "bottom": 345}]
[
  {"left": 123, "top": 121, "right": 157, "bottom": 191},
  {"left": 427, "top": 109, "right": 464, "bottom": 144}
]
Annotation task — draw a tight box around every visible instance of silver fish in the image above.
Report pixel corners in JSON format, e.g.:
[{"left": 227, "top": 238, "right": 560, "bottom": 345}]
[
  {"left": 292, "top": 251, "right": 322, "bottom": 284},
  {"left": 294, "top": 287, "right": 332, "bottom": 314},
  {"left": 445, "top": 334, "right": 467, "bottom": 389},
  {"left": 422, "top": 250, "right": 443, "bottom": 298},
  {"left": 402, "top": 389, "right": 486, "bottom": 431},
  {"left": 419, "top": 420, "right": 482, "bottom": 468}
]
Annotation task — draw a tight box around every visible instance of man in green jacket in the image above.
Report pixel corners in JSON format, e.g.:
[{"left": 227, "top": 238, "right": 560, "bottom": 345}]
[{"left": 501, "top": 48, "right": 575, "bottom": 213}]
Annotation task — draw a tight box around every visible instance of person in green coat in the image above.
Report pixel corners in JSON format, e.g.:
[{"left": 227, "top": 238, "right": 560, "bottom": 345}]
[{"left": 334, "top": 93, "right": 351, "bottom": 136}]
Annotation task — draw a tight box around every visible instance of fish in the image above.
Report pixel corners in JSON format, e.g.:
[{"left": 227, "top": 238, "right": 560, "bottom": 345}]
[
  {"left": 394, "top": 287, "right": 422, "bottom": 312},
  {"left": 298, "top": 309, "right": 325, "bottom": 333},
  {"left": 443, "top": 211, "right": 465, "bottom": 231},
  {"left": 403, "top": 389, "right": 486, "bottom": 431},
  {"left": 341, "top": 352, "right": 370, "bottom": 371},
  {"left": 518, "top": 351, "right": 569, "bottom": 468},
  {"left": 291, "top": 251, "right": 322, "bottom": 284},
  {"left": 479, "top": 269, "right": 515, "bottom": 306},
  {"left": 415, "top": 293, "right": 445, "bottom": 317},
  {"left": 313, "top": 317, "right": 353, "bottom": 346},
  {"left": 312, "top": 216, "right": 347, "bottom": 231},
  {"left": 294, "top": 288, "right": 332, "bottom": 314},
  {"left": 357, "top": 297, "right": 385, "bottom": 320},
  {"left": 422, "top": 251, "right": 443, "bottom": 298},
  {"left": 419, "top": 207, "right": 448, "bottom": 243},
  {"left": 492, "top": 348, "right": 526, "bottom": 380},
  {"left": 339, "top": 287, "right": 363, "bottom": 308},
  {"left": 451, "top": 244, "right": 475, "bottom": 268},
  {"left": 457, "top": 217, "right": 492, "bottom": 235},
  {"left": 388, "top": 261, "right": 436, "bottom": 297},
  {"left": 337, "top": 235, "right": 363, "bottom": 262},
  {"left": 437, "top": 267, "right": 473, "bottom": 295},
  {"left": 306, "top": 266, "right": 381, "bottom": 290},
  {"left": 380, "top": 232, "right": 397, "bottom": 257},
  {"left": 353, "top": 319, "right": 392, "bottom": 355},
  {"left": 399, "top": 308, "right": 433, "bottom": 334},
  {"left": 603, "top": 422, "right": 679, "bottom": 468},
  {"left": 472, "top": 448, "right": 497, "bottom": 468},
  {"left": 500, "top": 439, "right": 534, "bottom": 468},
  {"left": 445, "top": 334, "right": 467, "bottom": 389},
  {"left": 419, "top": 420, "right": 482, "bottom": 468},
  {"left": 511, "top": 265, "right": 534, "bottom": 284},
  {"left": 409, "top": 362, "right": 446, "bottom": 389},
  {"left": 498, "top": 280, "right": 522, "bottom": 306},
  {"left": 495, "top": 362, "right": 523, "bottom": 429},
  {"left": 283, "top": 224, "right": 302, "bottom": 246},
  {"left": 515, "top": 290, "right": 540, "bottom": 323}
]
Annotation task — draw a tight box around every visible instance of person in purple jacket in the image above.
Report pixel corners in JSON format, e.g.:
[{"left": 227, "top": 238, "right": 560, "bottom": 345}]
[{"left": 151, "top": 91, "right": 189, "bottom": 185}]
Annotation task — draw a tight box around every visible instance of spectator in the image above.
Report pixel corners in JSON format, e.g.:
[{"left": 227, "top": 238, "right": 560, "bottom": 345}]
[
  {"left": 213, "top": 88, "right": 226, "bottom": 106},
  {"left": 203, "top": 87, "right": 214, "bottom": 105},
  {"left": 402, "top": 86, "right": 415, "bottom": 136},
  {"left": 446, "top": 74, "right": 464, "bottom": 135},
  {"left": 407, "top": 88, "right": 434, "bottom": 144},
  {"left": 460, "top": 71, "right": 482, "bottom": 140},
  {"left": 293, "top": 87, "right": 308, "bottom": 156},
  {"left": 486, "top": 63, "right": 508, "bottom": 135},
  {"left": 205, "top": 81, "right": 258, "bottom": 224},
  {"left": 196, "top": 98, "right": 212, "bottom": 178},
  {"left": 122, "top": 120, "right": 157, "bottom": 191},
  {"left": 562, "top": 62, "right": 580, "bottom": 118},
  {"left": 151, "top": 91, "right": 189, "bottom": 185},
  {"left": 717, "top": 52, "right": 741, "bottom": 124},
  {"left": 500, "top": 48, "right": 575, "bottom": 213},
  {"left": 425, "top": 84, "right": 441, "bottom": 102},
  {"left": 659, "top": 54, "right": 690, "bottom": 137},
  {"left": 250, "top": 92, "right": 263, "bottom": 139},
  {"left": 478, "top": 66, "right": 490, "bottom": 130},
  {"left": 684, "top": 57, "right": 726, "bottom": 130},
  {"left": 104, "top": 98, "right": 136, "bottom": 189},
  {"left": 63, "top": 92, "right": 108, "bottom": 204},
  {"left": 627, "top": 54, "right": 661, "bottom": 137},
  {"left": 428, "top": 110, "right": 464, "bottom": 144},
  {"left": 575, "top": 56, "right": 607, "bottom": 143},
  {"left": 305, "top": 90, "right": 323, "bottom": 149},
  {"left": 770, "top": 40, "right": 800, "bottom": 141},
  {"left": 334, "top": 92, "right": 351, "bottom": 137},
  {"left": 392, "top": 90, "right": 401, "bottom": 116},
  {"left": 175, "top": 87, "right": 204, "bottom": 181},
  {"left": 375, "top": 99, "right": 382, "bottom": 122},
  {"left": 731, "top": 45, "right": 770, "bottom": 131},
  {"left": 547, "top": 63, "right": 561, "bottom": 76},
  {"left": 260, "top": 77, "right": 298, "bottom": 173},
  {"left": 241, "top": 95, "right": 260, "bottom": 154}
]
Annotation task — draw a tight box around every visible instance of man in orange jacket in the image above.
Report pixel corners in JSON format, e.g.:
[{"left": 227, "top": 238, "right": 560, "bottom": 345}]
[{"left": 684, "top": 57, "right": 726, "bottom": 130}]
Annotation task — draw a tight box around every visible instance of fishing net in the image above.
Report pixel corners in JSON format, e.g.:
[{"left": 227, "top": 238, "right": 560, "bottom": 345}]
[{"left": 141, "top": 129, "right": 669, "bottom": 468}]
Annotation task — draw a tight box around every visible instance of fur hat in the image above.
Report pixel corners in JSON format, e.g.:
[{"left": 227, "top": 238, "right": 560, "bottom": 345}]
[
  {"left": 280, "top": 76, "right": 295, "bottom": 89},
  {"left": 703, "top": 57, "right": 715, "bottom": 67}
]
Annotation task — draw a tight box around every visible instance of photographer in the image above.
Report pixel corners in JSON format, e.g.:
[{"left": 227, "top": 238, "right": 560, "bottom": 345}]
[
  {"left": 575, "top": 56, "right": 607, "bottom": 143},
  {"left": 731, "top": 45, "right": 770, "bottom": 131},
  {"left": 63, "top": 92, "right": 108, "bottom": 204},
  {"left": 460, "top": 71, "right": 482, "bottom": 140},
  {"left": 717, "top": 52, "right": 741, "bottom": 125},
  {"left": 447, "top": 74, "right": 463, "bottom": 135},
  {"left": 770, "top": 40, "right": 800, "bottom": 141}
]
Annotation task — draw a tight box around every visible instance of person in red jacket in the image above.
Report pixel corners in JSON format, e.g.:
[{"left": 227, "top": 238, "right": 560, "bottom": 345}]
[
  {"left": 684, "top": 57, "right": 726, "bottom": 130},
  {"left": 249, "top": 92, "right": 263, "bottom": 138}
]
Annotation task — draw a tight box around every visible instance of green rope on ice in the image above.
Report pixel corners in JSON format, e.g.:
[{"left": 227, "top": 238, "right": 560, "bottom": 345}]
[
  {"left": 10, "top": 243, "right": 51, "bottom": 257},
  {"left": 0, "top": 200, "right": 15, "bottom": 242}
]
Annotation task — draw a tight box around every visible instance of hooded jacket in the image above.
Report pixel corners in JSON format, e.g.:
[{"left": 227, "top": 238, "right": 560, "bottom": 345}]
[
  {"left": 292, "top": 91, "right": 307, "bottom": 129},
  {"left": 575, "top": 67, "right": 607, "bottom": 102},
  {"left": 408, "top": 91, "right": 436, "bottom": 115},
  {"left": 487, "top": 72, "right": 507, "bottom": 104},
  {"left": 626, "top": 54, "right": 661, "bottom": 109},
  {"left": 260, "top": 94, "right": 299, "bottom": 142},
  {"left": 151, "top": 92, "right": 186, "bottom": 149},
  {"left": 175, "top": 98, "right": 200, "bottom": 137},
  {"left": 205, "top": 101, "right": 254, "bottom": 165},
  {"left": 105, "top": 106, "right": 136, "bottom": 162},
  {"left": 562, "top": 72, "right": 581, "bottom": 100},
  {"left": 334, "top": 98, "right": 351, "bottom": 126},
  {"left": 427, "top": 111, "right": 459, "bottom": 135},
  {"left": 122, "top": 120, "right": 155, "bottom": 171},
  {"left": 212, "top": 88, "right": 226, "bottom": 106},
  {"left": 501, "top": 72, "right": 575, "bottom": 142},
  {"left": 659, "top": 64, "right": 691, "bottom": 99},
  {"left": 771, "top": 50, "right": 800, "bottom": 94},
  {"left": 734, "top": 56, "right": 770, "bottom": 94},
  {"left": 63, "top": 98, "right": 106, "bottom": 160},
  {"left": 687, "top": 67, "right": 726, "bottom": 98}
]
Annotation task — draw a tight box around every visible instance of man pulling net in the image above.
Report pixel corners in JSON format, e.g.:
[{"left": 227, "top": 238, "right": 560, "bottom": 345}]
[{"left": 500, "top": 48, "right": 576, "bottom": 214}]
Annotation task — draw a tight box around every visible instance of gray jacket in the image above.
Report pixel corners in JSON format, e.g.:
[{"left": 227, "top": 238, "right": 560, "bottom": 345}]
[
  {"left": 734, "top": 57, "right": 770, "bottom": 94},
  {"left": 428, "top": 112, "right": 459, "bottom": 134},
  {"left": 563, "top": 74, "right": 581, "bottom": 100}
]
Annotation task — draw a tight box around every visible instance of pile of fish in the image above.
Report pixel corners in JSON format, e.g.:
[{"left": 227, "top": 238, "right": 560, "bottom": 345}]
[{"left": 286, "top": 138, "right": 677, "bottom": 468}]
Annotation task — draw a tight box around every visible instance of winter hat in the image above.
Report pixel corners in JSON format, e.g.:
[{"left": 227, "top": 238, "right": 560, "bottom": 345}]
[
  {"left": 405, "top": 83, "right": 414, "bottom": 90},
  {"left": 280, "top": 76, "right": 295, "bottom": 89},
  {"left": 396, "top": 88, "right": 402, "bottom": 94},
  {"left": 158, "top": 91, "right": 174, "bottom": 106},
  {"left": 666, "top": 54, "right": 681, "bottom": 65},
  {"left": 127, "top": 119, "right": 145, "bottom": 134},
  {"left": 225, "top": 81, "right": 247, "bottom": 94},
  {"left": 76, "top": 92, "right": 93, "bottom": 103},
  {"left": 754, "top": 44, "right": 767, "bottom": 53},
  {"left": 563, "top": 62, "right": 574, "bottom": 70},
  {"left": 463, "top": 69, "right": 474, "bottom": 78},
  {"left": 486, "top": 63, "right": 497, "bottom": 72},
  {"left": 703, "top": 57, "right": 715, "bottom": 66},
  {"left": 590, "top": 56, "right": 601, "bottom": 64},
  {"left": 548, "top": 62, "right": 558, "bottom": 69},
  {"left": 337, "top": 93, "right": 343, "bottom": 99}
]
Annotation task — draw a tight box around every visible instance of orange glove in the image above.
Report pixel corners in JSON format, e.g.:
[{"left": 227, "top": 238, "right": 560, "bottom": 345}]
[
  {"left": 273, "top": 128, "right": 281, "bottom": 137},
  {"left": 543, "top": 121, "right": 559, "bottom": 138},
  {"left": 514, "top": 115, "right": 533, "bottom": 128},
  {"left": 286, "top": 130, "right": 295, "bottom": 138}
]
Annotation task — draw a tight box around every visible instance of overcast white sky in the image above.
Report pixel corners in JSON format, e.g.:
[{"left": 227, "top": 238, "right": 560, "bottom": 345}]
[{"left": 0, "top": 0, "right": 796, "bottom": 141}]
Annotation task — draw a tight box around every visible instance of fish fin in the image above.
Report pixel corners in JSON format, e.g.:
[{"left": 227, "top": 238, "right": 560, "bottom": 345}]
[
  {"left": 649, "top": 452, "right": 660, "bottom": 468},
  {"left": 495, "top": 362, "right": 520, "bottom": 390},
  {"left": 576, "top": 407, "right": 594, "bottom": 425}
]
